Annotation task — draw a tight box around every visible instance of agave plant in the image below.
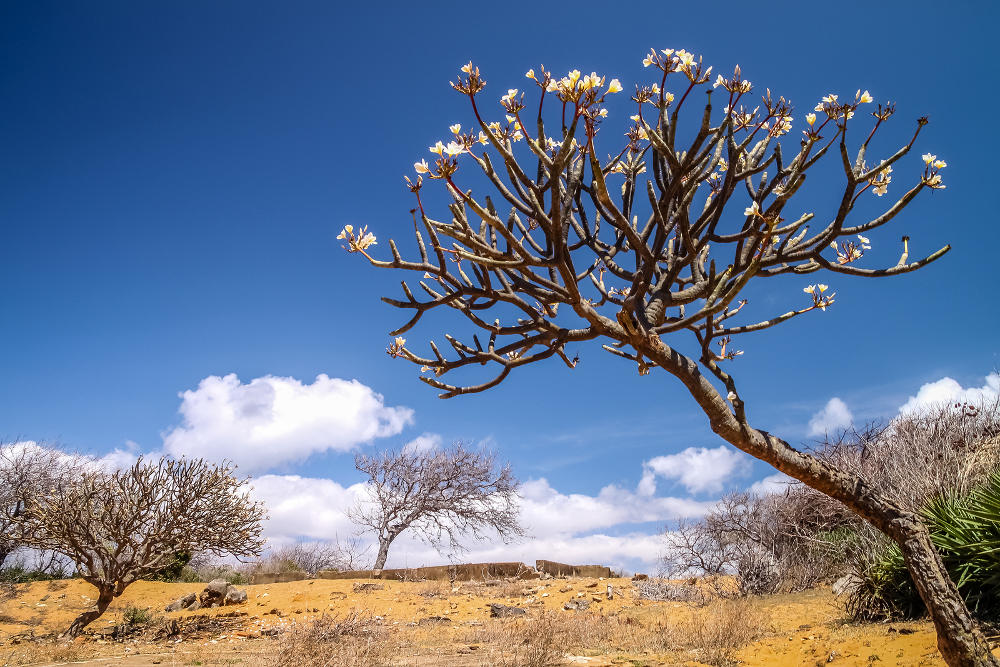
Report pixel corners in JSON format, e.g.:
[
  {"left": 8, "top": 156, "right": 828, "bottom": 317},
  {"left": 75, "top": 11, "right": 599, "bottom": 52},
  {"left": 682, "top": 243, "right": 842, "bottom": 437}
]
[{"left": 848, "top": 467, "right": 1000, "bottom": 620}]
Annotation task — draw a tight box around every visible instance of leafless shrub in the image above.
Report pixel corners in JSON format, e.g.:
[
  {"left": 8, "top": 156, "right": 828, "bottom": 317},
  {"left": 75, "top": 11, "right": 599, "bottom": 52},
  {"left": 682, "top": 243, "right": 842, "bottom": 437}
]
[
  {"left": 270, "top": 613, "right": 394, "bottom": 667},
  {"left": 351, "top": 442, "right": 523, "bottom": 570},
  {"left": 663, "top": 491, "right": 839, "bottom": 596},
  {"left": 633, "top": 577, "right": 711, "bottom": 603},
  {"left": 12, "top": 456, "right": 266, "bottom": 636},
  {"left": 0, "top": 442, "right": 83, "bottom": 570},
  {"left": 249, "top": 538, "right": 371, "bottom": 576}
]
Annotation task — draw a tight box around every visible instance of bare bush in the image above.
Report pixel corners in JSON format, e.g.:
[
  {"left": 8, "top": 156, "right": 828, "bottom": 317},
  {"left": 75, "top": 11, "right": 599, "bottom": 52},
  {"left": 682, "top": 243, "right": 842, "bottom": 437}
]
[
  {"left": 12, "top": 456, "right": 266, "bottom": 636},
  {"left": 664, "top": 401, "right": 1000, "bottom": 598},
  {"left": 351, "top": 442, "right": 523, "bottom": 569},
  {"left": 0, "top": 442, "right": 82, "bottom": 569},
  {"left": 663, "top": 490, "right": 845, "bottom": 595}
]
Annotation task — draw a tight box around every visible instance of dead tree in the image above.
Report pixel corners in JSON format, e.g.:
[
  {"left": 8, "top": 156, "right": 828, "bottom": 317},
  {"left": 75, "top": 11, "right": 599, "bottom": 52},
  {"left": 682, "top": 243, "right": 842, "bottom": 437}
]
[
  {"left": 13, "top": 456, "right": 266, "bottom": 636},
  {"left": 0, "top": 442, "right": 81, "bottom": 569},
  {"left": 339, "top": 51, "right": 996, "bottom": 665},
  {"left": 351, "top": 443, "right": 522, "bottom": 570}
]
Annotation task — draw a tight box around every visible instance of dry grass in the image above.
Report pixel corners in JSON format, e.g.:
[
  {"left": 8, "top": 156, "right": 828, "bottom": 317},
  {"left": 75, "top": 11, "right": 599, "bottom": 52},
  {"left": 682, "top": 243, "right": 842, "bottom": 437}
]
[
  {"left": 0, "top": 640, "right": 96, "bottom": 666},
  {"left": 257, "top": 612, "right": 395, "bottom": 667},
  {"left": 671, "top": 597, "right": 772, "bottom": 666}
]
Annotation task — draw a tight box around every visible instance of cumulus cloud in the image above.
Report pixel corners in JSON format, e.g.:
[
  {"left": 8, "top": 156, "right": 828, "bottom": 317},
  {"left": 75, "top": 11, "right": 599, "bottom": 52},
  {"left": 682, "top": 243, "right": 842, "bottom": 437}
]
[
  {"left": 402, "top": 433, "right": 441, "bottom": 455},
  {"left": 807, "top": 397, "right": 853, "bottom": 436},
  {"left": 640, "top": 446, "right": 751, "bottom": 495},
  {"left": 249, "top": 472, "right": 713, "bottom": 572},
  {"left": 748, "top": 472, "right": 795, "bottom": 495},
  {"left": 897, "top": 372, "right": 1000, "bottom": 416},
  {"left": 162, "top": 374, "right": 413, "bottom": 472}
]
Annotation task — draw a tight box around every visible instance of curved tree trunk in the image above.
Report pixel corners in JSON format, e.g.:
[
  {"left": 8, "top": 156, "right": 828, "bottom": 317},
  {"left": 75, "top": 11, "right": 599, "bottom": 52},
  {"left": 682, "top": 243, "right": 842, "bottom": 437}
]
[
  {"left": 373, "top": 539, "right": 391, "bottom": 571},
  {"left": 652, "top": 344, "right": 1000, "bottom": 666},
  {"left": 63, "top": 585, "right": 114, "bottom": 638}
]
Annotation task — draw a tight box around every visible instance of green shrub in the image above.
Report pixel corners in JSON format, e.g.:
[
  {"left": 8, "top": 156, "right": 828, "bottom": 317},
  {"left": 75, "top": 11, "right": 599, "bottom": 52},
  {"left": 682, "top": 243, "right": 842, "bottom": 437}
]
[{"left": 848, "top": 467, "right": 1000, "bottom": 620}]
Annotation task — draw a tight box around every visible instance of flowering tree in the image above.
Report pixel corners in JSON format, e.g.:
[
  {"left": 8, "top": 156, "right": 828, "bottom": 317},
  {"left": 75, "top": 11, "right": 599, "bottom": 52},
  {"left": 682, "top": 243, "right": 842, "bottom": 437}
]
[{"left": 339, "top": 50, "right": 993, "bottom": 666}]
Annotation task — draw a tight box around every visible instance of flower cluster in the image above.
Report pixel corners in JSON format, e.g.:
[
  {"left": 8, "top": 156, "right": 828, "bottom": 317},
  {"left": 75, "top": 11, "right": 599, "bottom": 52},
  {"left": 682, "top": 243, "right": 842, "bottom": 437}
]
[
  {"left": 386, "top": 336, "right": 406, "bottom": 358},
  {"left": 814, "top": 89, "right": 874, "bottom": 123},
  {"left": 527, "top": 67, "right": 622, "bottom": 106},
  {"left": 450, "top": 62, "right": 486, "bottom": 96},
  {"left": 830, "top": 235, "right": 871, "bottom": 264},
  {"left": 337, "top": 225, "right": 377, "bottom": 253},
  {"left": 921, "top": 153, "right": 947, "bottom": 189},
  {"left": 713, "top": 65, "right": 752, "bottom": 94},
  {"left": 868, "top": 161, "right": 892, "bottom": 196},
  {"left": 803, "top": 283, "right": 836, "bottom": 311},
  {"left": 641, "top": 48, "right": 711, "bottom": 83}
]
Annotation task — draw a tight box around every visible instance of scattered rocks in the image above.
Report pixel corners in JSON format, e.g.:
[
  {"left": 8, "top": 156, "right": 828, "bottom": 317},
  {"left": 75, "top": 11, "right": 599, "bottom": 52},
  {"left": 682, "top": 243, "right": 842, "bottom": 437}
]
[
  {"left": 352, "top": 582, "right": 385, "bottom": 592},
  {"left": 563, "top": 599, "right": 590, "bottom": 611},
  {"left": 224, "top": 588, "right": 247, "bottom": 605},
  {"left": 418, "top": 615, "right": 452, "bottom": 625},
  {"left": 489, "top": 603, "right": 526, "bottom": 618},
  {"left": 164, "top": 592, "right": 199, "bottom": 612}
]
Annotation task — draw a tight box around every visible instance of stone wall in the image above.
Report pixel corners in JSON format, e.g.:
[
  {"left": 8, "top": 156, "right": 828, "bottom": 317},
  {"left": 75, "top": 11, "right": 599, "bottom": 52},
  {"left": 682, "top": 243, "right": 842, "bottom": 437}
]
[
  {"left": 535, "top": 559, "right": 612, "bottom": 579},
  {"left": 317, "top": 561, "right": 539, "bottom": 582}
]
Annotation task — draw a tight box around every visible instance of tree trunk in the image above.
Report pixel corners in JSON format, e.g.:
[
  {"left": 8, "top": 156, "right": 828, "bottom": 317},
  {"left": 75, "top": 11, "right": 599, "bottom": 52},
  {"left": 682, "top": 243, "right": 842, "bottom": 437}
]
[
  {"left": 653, "top": 349, "right": 999, "bottom": 666},
  {"left": 727, "top": 429, "right": 1000, "bottom": 666},
  {"left": 373, "top": 539, "right": 391, "bottom": 571},
  {"left": 63, "top": 585, "right": 114, "bottom": 638},
  {"left": 894, "top": 518, "right": 999, "bottom": 666}
]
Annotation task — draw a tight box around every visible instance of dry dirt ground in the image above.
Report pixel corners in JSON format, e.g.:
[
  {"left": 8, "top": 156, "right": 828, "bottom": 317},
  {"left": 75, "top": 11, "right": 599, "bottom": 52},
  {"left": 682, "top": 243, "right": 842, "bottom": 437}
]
[{"left": 0, "top": 577, "right": 997, "bottom": 666}]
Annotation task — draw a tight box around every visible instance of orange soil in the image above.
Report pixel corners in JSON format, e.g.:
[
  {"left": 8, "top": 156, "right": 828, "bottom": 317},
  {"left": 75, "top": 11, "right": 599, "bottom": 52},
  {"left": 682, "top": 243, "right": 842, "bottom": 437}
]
[{"left": 0, "top": 577, "right": 995, "bottom": 666}]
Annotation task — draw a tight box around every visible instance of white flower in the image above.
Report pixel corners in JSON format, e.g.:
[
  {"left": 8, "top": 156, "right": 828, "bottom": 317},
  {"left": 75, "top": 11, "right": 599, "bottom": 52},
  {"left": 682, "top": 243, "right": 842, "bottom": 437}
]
[
  {"left": 429, "top": 141, "right": 445, "bottom": 156},
  {"left": 607, "top": 78, "right": 623, "bottom": 94},
  {"left": 501, "top": 88, "right": 519, "bottom": 105},
  {"left": 714, "top": 74, "right": 726, "bottom": 89},
  {"left": 933, "top": 159, "right": 947, "bottom": 169},
  {"left": 675, "top": 49, "right": 696, "bottom": 68},
  {"left": 726, "top": 391, "right": 738, "bottom": 402},
  {"left": 806, "top": 113, "right": 816, "bottom": 126},
  {"left": 525, "top": 68, "right": 536, "bottom": 80},
  {"left": 803, "top": 285, "right": 816, "bottom": 294},
  {"left": 449, "top": 123, "right": 461, "bottom": 135},
  {"left": 337, "top": 224, "right": 353, "bottom": 240},
  {"left": 922, "top": 153, "right": 936, "bottom": 165},
  {"left": 744, "top": 201, "right": 761, "bottom": 217},
  {"left": 460, "top": 62, "right": 473, "bottom": 74},
  {"left": 414, "top": 159, "right": 430, "bottom": 174},
  {"left": 443, "top": 141, "right": 465, "bottom": 157},
  {"left": 857, "top": 89, "right": 873, "bottom": 104}
]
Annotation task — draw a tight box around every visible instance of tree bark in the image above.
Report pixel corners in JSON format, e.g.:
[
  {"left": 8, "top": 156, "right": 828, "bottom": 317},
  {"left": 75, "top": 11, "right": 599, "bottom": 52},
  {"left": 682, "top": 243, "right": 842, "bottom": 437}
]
[
  {"left": 650, "top": 342, "right": 999, "bottom": 666},
  {"left": 63, "top": 585, "right": 114, "bottom": 638},
  {"left": 373, "top": 539, "right": 391, "bottom": 571}
]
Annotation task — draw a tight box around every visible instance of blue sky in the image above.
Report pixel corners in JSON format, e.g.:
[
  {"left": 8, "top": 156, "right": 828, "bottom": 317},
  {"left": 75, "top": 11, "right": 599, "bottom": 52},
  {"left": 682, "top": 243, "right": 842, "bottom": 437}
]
[{"left": 2, "top": 1, "right": 997, "bottom": 570}]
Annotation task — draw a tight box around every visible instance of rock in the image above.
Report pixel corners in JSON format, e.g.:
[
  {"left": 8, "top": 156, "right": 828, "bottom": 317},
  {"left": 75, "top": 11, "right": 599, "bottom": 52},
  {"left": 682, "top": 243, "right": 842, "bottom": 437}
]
[
  {"left": 832, "top": 574, "right": 861, "bottom": 598},
  {"left": 631, "top": 573, "right": 648, "bottom": 581},
  {"left": 559, "top": 586, "right": 573, "bottom": 593},
  {"left": 200, "top": 579, "right": 232, "bottom": 606},
  {"left": 418, "top": 616, "right": 452, "bottom": 625},
  {"left": 164, "top": 592, "right": 198, "bottom": 612},
  {"left": 352, "top": 582, "right": 384, "bottom": 592},
  {"left": 489, "top": 603, "right": 526, "bottom": 618},
  {"left": 563, "top": 599, "right": 590, "bottom": 611},
  {"left": 224, "top": 587, "right": 247, "bottom": 605}
]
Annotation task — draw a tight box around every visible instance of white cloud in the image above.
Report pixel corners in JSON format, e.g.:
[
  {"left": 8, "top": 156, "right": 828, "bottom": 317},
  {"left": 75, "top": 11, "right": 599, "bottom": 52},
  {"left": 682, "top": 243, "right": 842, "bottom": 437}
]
[
  {"left": 402, "top": 433, "right": 441, "bottom": 455},
  {"left": 898, "top": 373, "right": 1000, "bottom": 416},
  {"left": 641, "top": 446, "right": 751, "bottom": 495},
  {"left": 807, "top": 397, "right": 853, "bottom": 436},
  {"left": 162, "top": 374, "right": 413, "bottom": 472},
  {"left": 249, "top": 473, "right": 713, "bottom": 573},
  {"left": 748, "top": 472, "right": 795, "bottom": 496}
]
